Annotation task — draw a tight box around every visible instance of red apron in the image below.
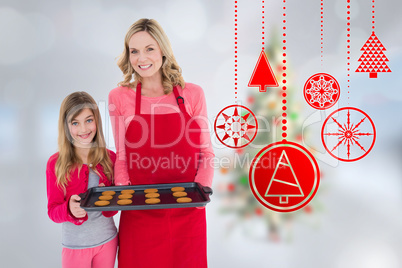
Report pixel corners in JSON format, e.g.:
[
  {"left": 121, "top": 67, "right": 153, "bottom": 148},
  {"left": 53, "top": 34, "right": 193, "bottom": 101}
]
[{"left": 118, "top": 83, "right": 207, "bottom": 268}]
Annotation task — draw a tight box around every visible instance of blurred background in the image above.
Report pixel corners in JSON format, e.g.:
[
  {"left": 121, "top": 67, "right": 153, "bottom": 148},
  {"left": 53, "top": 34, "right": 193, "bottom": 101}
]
[{"left": 1, "top": 0, "right": 401, "bottom": 267}]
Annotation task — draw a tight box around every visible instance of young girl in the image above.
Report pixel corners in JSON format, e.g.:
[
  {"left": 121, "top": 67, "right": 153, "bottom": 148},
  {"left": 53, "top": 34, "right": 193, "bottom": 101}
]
[{"left": 46, "top": 91, "right": 118, "bottom": 268}]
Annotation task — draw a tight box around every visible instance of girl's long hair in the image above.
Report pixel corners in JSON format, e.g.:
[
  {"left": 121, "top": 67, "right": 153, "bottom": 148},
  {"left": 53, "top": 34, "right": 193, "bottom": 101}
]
[
  {"left": 55, "top": 92, "right": 113, "bottom": 190},
  {"left": 117, "top": 18, "right": 185, "bottom": 94}
]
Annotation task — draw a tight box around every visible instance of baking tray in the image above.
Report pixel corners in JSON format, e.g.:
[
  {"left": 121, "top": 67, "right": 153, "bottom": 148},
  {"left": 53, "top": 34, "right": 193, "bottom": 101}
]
[{"left": 79, "top": 182, "right": 212, "bottom": 211}]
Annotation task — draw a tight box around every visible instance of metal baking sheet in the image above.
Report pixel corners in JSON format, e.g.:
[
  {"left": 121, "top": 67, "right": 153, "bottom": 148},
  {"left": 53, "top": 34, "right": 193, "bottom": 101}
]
[{"left": 79, "top": 182, "right": 212, "bottom": 211}]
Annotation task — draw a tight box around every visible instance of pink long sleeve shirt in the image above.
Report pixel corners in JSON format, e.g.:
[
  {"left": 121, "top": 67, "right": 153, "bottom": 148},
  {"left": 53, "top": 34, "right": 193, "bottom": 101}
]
[
  {"left": 46, "top": 150, "right": 117, "bottom": 225},
  {"left": 108, "top": 83, "right": 214, "bottom": 187}
]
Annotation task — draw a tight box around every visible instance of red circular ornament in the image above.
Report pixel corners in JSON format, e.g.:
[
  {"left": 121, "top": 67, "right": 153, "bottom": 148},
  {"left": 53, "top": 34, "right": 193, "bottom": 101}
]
[
  {"left": 249, "top": 141, "right": 320, "bottom": 212},
  {"left": 303, "top": 73, "right": 340, "bottom": 110},
  {"left": 321, "top": 107, "right": 376, "bottom": 162},
  {"left": 214, "top": 105, "right": 258, "bottom": 148}
]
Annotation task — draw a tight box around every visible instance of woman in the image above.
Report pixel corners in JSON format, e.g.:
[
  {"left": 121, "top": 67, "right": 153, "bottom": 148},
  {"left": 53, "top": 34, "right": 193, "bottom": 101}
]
[{"left": 108, "top": 18, "right": 214, "bottom": 267}]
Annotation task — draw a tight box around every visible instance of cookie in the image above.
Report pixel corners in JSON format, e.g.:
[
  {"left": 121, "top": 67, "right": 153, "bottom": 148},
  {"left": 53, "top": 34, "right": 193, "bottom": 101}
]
[
  {"left": 144, "top": 188, "right": 158, "bottom": 194},
  {"left": 102, "top": 191, "right": 116, "bottom": 196},
  {"left": 99, "top": 195, "right": 113, "bottom": 201},
  {"left": 173, "top": 191, "right": 187, "bottom": 198},
  {"left": 117, "top": 199, "right": 133, "bottom": 206},
  {"left": 176, "top": 197, "right": 192, "bottom": 203},
  {"left": 145, "top": 193, "right": 160, "bottom": 199},
  {"left": 94, "top": 200, "right": 110, "bottom": 206},
  {"left": 118, "top": 194, "right": 133, "bottom": 199},
  {"left": 121, "top": 189, "right": 135, "bottom": 195},
  {"left": 171, "top": 187, "right": 185, "bottom": 192},
  {"left": 145, "top": 198, "right": 160, "bottom": 204}
]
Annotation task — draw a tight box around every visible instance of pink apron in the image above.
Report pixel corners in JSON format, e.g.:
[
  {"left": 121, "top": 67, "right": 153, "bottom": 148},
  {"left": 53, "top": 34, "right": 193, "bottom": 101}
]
[{"left": 118, "top": 83, "right": 207, "bottom": 268}]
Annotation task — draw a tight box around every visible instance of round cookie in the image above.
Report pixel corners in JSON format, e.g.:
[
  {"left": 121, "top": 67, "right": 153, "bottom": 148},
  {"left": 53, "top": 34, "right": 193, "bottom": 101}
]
[
  {"left": 145, "top": 193, "right": 160, "bottom": 199},
  {"left": 99, "top": 195, "right": 113, "bottom": 201},
  {"left": 173, "top": 191, "right": 187, "bottom": 198},
  {"left": 118, "top": 194, "right": 133, "bottom": 199},
  {"left": 117, "top": 199, "right": 133, "bottom": 206},
  {"left": 121, "top": 189, "right": 135, "bottom": 195},
  {"left": 94, "top": 200, "right": 110, "bottom": 206},
  {"left": 176, "top": 197, "right": 192, "bottom": 203},
  {"left": 171, "top": 187, "right": 185, "bottom": 192},
  {"left": 144, "top": 188, "right": 158, "bottom": 194},
  {"left": 145, "top": 198, "right": 161, "bottom": 204},
  {"left": 102, "top": 191, "right": 116, "bottom": 196}
]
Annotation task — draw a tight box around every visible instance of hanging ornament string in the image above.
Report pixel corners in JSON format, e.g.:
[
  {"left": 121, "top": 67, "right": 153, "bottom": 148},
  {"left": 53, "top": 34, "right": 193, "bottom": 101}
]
[
  {"left": 282, "top": 0, "right": 287, "bottom": 141},
  {"left": 213, "top": 0, "right": 258, "bottom": 149},
  {"left": 234, "top": 0, "right": 238, "bottom": 102},
  {"left": 346, "top": 0, "right": 351, "bottom": 102},
  {"left": 262, "top": 0, "right": 265, "bottom": 51},
  {"left": 372, "top": 0, "right": 375, "bottom": 31},
  {"left": 320, "top": 0, "right": 324, "bottom": 67}
]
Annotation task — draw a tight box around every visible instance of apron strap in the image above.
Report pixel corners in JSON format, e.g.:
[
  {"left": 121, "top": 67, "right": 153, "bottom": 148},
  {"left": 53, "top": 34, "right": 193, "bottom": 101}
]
[
  {"left": 135, "top": 83, "right": 142, "bottom": 115},
  {"left": 172, "top": 87, "right": 186, "bottom": 114},
  {"left": 136, "top": 83, "right": 186, "bottom": 114}
]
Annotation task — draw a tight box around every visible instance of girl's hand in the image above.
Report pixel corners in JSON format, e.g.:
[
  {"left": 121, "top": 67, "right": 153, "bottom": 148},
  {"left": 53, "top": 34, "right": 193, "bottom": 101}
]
[
  {"left": 98, "top": 183, "right": 105, "bottom": 187},
  {"left": 69, "top": 195, "right": 87, "bottom": 218}
]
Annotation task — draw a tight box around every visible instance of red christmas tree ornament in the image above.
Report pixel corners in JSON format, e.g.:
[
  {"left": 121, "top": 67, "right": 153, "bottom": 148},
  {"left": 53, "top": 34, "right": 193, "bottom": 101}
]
[
  {"left": 355, "top": 32, "right": 391, "bottom": 78},
  {"left": 249, "top": 141, "right": 320, "bottom": 213},
  {"left": 248, "top": 50, "right": 279, "bottom": 92}
]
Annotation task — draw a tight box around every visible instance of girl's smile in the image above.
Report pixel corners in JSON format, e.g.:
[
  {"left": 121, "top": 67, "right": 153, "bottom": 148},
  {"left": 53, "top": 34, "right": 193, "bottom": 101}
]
[{"left": 69, "top": 108, "right": 97, "bottom": 147}]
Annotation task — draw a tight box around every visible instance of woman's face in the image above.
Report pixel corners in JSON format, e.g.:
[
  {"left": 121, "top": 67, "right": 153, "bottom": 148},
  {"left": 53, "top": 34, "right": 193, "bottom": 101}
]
[
  {"left": 129, "top": 31, "right": 163, "bottom": 80},
  {"left": 68, "top": 108, "right": 97, "bottom": 147}
]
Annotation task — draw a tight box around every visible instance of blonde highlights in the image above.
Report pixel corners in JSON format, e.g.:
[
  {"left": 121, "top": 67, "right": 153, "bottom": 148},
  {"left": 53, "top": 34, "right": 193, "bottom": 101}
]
[
  {"left": 55, "top": 92, "right": 113, "bottom": 190},
  {"left": 117, "top": 18, "right": 185, "bottom": 94}
]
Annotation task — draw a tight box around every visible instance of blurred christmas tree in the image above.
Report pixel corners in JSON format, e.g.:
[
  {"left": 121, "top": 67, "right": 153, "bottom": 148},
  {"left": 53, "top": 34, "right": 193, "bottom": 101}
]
[{"left": 217, "top": 28, "right": 324, "bottom": 242}]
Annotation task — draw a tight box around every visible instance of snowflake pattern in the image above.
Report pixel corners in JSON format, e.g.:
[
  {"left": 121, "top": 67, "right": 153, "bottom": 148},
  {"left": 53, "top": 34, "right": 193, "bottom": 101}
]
[
  {"left": 214, "top": 105, "right": 258, "bottom": 148},
  {"left": 303, "top": 73, "right": 340, "bottom": 110},
  {"left": 321, "top": 107, "right": 376, "bottom": 162}
]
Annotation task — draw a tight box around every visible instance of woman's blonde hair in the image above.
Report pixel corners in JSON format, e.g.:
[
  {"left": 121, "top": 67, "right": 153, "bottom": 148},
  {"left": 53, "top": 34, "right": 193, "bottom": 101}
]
[
  {"left": 55, "top": 92, "right": 113, "bottom": 190},
  {"left": 117, "top": 18, "right": 185, "bottom": 94}
]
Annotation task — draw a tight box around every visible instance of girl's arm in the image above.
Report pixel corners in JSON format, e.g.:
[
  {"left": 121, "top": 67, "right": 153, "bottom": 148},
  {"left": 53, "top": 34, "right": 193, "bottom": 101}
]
[{"left": 46, "top": 156, "right": 88, "bottom": 225}]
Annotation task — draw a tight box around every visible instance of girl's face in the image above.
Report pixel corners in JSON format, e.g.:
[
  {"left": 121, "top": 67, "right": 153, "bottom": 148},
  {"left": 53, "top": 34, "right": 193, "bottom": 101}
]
[
  {"left": 129, "top": 31, "right": 163, "bottom": 80},
  {"left": 68, "top": 108, "right": 97, "bottom": 147}
]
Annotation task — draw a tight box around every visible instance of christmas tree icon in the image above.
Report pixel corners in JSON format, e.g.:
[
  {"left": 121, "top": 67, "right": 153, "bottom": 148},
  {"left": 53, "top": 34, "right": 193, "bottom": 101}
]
[
  {"left": 264, "top": 150, "right": 304, "bottom": 204},
  {"left": 355, "top": 32, "right": 391, "bottom": 78}
]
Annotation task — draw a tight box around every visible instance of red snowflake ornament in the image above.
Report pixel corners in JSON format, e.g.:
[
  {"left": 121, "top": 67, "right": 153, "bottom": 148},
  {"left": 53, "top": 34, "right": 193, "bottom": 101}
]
[
  {"left": 214, "top": 105, "right": 258, "bottom": 148},
  {"left": 321, "top": 107, "right": 376, "bottom": 162},
  {"left": 303, "top": 73, "right": 340, "bottom": 110}
]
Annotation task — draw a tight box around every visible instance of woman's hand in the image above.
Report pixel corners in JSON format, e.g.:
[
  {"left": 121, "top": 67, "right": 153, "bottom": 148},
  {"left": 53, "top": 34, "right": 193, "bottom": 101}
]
[
  {"left": 99, "top": 183, "right": 105, "bottom": 187},
  {"left": 69, "top": 195, "right": 87, "bottom": 218}
]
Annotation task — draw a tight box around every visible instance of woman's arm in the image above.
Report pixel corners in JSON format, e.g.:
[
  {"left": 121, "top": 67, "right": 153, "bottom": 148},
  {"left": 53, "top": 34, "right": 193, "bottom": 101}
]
[
  {"left": 185, "top": 84, "right": 215, "bottom": 187},
  {"left": 108, "top": 89, "right": 131, "bottom": 185}
]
